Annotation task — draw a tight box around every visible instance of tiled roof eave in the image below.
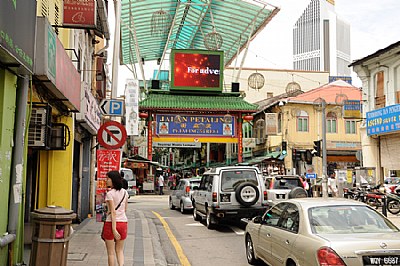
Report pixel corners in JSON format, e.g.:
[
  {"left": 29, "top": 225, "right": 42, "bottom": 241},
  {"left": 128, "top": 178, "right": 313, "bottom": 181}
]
[{"left": 140, "top": 107, "right": 257, "bottom": 112}]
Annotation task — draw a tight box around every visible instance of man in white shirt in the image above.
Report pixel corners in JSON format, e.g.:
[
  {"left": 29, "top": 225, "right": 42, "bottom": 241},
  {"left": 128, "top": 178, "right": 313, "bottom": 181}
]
[
  {"left": 328, "top": 172, "right": 338, "bottom": 197},
  {"left": 158, "top": 174, "right": 164, "bottom": 195}
]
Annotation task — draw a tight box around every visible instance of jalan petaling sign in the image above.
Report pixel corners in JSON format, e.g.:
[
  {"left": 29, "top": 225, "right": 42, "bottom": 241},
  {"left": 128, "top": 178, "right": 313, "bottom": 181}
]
[
  {"left": 366, "top": 104, "right": 400, "bottom": 136},
  {"left": 155, "top": 114, "right": 236, "bottom": 137}
]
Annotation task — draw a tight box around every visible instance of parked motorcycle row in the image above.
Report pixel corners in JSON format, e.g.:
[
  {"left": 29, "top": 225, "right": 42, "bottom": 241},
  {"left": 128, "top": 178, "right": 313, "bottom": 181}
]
[{"left": 343, "top": 183, "right": 400, "bottom": 215}]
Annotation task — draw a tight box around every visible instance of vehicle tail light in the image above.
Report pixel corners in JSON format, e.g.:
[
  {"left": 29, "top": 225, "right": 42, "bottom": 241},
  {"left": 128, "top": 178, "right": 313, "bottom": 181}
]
[
  {"left": 317, "top": 247, "right": 345, "bottom": 266},
  {"left": 264, "top": 190, "right": 268, "bottom": 201},
  {"left": 212, "top": 192, "right": 217, "bottom": 202},
  {"left": 185, "top": 186, "right": 190, "bottom": 196}
]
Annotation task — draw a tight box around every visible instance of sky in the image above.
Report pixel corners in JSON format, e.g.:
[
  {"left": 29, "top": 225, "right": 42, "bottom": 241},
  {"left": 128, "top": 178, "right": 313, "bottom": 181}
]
[{"left": 108, "top": 0, "right": 400, "bottom": 96}]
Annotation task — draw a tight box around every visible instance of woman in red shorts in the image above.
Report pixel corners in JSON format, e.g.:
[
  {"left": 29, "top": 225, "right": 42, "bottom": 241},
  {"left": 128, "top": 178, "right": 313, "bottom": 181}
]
[{"left": 103, "top": 171, "right": 128, "bottom": 266}]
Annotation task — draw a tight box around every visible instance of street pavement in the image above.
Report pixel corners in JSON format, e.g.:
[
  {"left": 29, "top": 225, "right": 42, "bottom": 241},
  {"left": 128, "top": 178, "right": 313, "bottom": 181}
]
[
  {"left": 67, "top": 195, "right": 168, "bottom": 266},
  {"left": 65, "top": 197, "right": 400, "bottom": 266}
]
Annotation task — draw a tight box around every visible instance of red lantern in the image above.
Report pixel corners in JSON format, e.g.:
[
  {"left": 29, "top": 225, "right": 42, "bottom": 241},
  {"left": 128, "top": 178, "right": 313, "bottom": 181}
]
[
  {"left": 243, "top": 115, "right": 253, "bottom": 121},
  {"left": 139, "top": 112, "right": 149, "bottom": 119}
]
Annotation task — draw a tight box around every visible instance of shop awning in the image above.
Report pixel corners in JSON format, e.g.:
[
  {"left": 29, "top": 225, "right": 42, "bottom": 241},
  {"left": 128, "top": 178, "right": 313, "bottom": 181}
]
[
  {"left": 242, "top": 151, "right": 281, "bottom": 165},
  {"left": 277, "top": 152, "right": 287, "bottom": 160}
]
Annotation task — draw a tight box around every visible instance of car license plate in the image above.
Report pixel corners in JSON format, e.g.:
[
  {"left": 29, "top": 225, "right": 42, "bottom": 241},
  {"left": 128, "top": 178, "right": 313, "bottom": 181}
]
[{"left": 363, "top": 256, "right": 400, "bottom": 265}]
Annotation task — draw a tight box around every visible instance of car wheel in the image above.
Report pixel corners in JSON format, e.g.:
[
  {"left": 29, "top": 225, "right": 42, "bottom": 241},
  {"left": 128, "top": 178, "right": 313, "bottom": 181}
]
[
  {"left": 288, "top": 187, "right": 308, "bottom": 199},
  {"left": 193, "top": 204, "right": 201, "bottom": 221},
  {"left": 235, "top": 182, "right": 259, "bottom": 207},
  {"left": 206, "top": 209, "right": 216, "bottom": 229},
  {"left": 245, "top": 235, "right": 259, "bottom": 265},
  {"left": 169, "top": 197, "right": 175, "bottom": 210},
  {"left": 387, "top": 199, "right": 400, "bottom": 215},
  {"left": 180, "top": 201, "right": 185, "bottom": 214}
]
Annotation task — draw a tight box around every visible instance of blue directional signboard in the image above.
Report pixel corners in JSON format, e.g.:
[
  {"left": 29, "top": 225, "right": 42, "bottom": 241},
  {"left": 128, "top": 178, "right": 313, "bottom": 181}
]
[
  {"left": 306, "top": 173, "right": 317, "bottom": 179},
  {"left": 100, "top": 99, "right": 124, "bottom": 116}
]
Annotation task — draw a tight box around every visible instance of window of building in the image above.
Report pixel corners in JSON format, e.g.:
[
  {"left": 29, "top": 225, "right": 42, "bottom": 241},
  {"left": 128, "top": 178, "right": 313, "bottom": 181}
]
[
  {"left": 345, "top": 120, "right": 357, "bottom": 134},
  {"left": 278, "top": 113, "right": 282, "bottom": 133},
  {"left": 297, "top": 111, "right": 309, "bottom": 132},
  {"left": 326, "top": 112, "right": 337, "bottom": 133},
  {"left": 375, "top": 71, "right": 385, "bottom": 109}
]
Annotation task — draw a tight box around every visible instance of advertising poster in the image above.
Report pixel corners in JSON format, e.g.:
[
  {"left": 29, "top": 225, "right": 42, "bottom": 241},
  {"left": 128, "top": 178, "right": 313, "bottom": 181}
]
[
  {"left": 170, "top": 49, "right": 224, "bottom": 92},
  {"left": 95, "top": 149, "right": 121, "bottom": 222}
]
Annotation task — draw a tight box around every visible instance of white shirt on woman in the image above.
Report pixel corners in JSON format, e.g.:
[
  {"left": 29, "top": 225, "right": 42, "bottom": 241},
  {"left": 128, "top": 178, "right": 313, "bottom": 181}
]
[{"left": 105, "top": 188, "right": 128, "bottom": 222}]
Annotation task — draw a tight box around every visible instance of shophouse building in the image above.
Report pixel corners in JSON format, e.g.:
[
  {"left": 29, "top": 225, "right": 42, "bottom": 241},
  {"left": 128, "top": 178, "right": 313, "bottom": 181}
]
[
  {"left": 0, "top": 0, "right": 110, "bottom": 264},
  {"left": 251, "top": 80, "right": 362, "bottom": 179},
  {"left": 350, "top": 41, "right": 400, "bottom": 182}
]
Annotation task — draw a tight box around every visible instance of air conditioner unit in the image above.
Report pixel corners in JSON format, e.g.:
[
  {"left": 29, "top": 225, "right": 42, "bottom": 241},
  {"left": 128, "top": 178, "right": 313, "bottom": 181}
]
[
  {"left": 49, "top": 123, "right": 70, "bottom": 150},
  {"left": 28, "top": 103, "right": 52, "bottom": 149}
]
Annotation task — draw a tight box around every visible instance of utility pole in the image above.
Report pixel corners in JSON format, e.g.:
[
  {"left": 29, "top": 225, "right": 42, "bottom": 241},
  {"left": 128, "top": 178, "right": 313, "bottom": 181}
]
[{"left": 321, "top": 99, "right": 328, "bottom": 197}]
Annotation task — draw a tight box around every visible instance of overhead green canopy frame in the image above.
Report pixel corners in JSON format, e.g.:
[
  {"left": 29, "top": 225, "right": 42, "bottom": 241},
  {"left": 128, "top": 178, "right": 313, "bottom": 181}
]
[{"left": 120, "top": 0, "right": 279, "bottom": 77}]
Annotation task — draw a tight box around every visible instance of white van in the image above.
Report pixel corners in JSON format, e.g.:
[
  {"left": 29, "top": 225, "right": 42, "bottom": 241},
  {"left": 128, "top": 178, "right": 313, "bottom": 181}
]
[{"left": 120, "top": 168, "right": 137, "bottom": 196}]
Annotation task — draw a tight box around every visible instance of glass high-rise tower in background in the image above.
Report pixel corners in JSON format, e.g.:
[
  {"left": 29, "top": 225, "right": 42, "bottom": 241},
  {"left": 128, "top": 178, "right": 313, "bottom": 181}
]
[{"left": 293, "top": 0, "right": 351, "bottom": 77}]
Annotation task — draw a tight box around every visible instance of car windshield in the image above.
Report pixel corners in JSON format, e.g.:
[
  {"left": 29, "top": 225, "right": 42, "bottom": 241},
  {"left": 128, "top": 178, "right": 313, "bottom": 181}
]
[
  {"left": 273, "top": 178, "right": 301, "bottom": 189},
  {"left": 309, "top": 205, "right": 399, "bottom": 234},
  {"left": 221, "top": 170, "right": 258, "bottom": 191}
]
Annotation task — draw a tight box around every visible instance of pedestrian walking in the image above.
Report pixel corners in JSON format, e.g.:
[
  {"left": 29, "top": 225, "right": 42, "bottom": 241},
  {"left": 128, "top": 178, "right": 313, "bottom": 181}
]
[
  {"left": 158, "top": 174, "right": 164, "bottom": 195},
  {"left": 328, "top": 172, "right": 338, "bottom": 197},
  {"left": 102, "top": 171, "right": 128, "bottom": 266}
]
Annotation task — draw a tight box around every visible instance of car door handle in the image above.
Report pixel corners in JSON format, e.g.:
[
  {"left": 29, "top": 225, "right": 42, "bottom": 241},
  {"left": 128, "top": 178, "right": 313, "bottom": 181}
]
[{"left": 285, "top": 240, "right": 290, "bottom": 245}]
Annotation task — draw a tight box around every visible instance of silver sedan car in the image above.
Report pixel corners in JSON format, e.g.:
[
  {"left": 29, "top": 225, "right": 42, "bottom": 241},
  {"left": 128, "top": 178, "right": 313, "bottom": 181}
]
[
  {"left": 169, "top": 177, "right": 201, "bottom": 213},
  {"left": 245, "top": 198, "right": 400, "bottom": 266}
]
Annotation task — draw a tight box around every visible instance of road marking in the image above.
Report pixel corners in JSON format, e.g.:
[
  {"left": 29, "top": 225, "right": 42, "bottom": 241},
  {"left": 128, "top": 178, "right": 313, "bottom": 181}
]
[
  {"left": 153, "top": 211, "right": 191, "bottom": 266},
  {"left": 228, "top": 226, "right": 245, "bottom": 235}
]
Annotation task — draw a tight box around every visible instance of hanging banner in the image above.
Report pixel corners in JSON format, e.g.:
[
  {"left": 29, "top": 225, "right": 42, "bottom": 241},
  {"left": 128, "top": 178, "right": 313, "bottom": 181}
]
[
  {"left": 125, "top": 79, "right": 139, "bottom": 136},
  {"left": 95, "top": 149, "right": 121, "bottom": 222}
]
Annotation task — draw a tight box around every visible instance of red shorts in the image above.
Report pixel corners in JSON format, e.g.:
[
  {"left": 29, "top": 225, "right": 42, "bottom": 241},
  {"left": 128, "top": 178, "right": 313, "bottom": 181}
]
[{"left": 102, "top": 221, "right": 128, "bottom": 240}]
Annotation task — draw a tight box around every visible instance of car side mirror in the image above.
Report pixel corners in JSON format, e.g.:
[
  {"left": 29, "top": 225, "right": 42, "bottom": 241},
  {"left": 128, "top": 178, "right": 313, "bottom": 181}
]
[{"left": 253, "top": 216, "right": 263, "bottom": 224}]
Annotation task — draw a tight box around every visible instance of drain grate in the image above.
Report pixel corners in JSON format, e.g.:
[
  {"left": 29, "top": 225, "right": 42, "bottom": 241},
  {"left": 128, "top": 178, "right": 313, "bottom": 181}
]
[{"left": 68, "top": 253, "right": 87, "bottom": 261}]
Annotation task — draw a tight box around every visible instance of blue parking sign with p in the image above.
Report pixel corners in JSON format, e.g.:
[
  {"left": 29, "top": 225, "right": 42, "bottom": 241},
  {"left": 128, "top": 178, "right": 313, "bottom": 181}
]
[
  {"left": 111, "top": 101, "right": 122, "bottom": 114},
  {"left": 100, "top": 99, "right": 124, "bottom": 116}
]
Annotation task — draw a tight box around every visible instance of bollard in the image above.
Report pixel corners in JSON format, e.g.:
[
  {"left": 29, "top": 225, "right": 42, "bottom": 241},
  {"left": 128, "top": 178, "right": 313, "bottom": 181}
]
[{"left": 382, "top": 195, "right": 387, "bottom": 217}]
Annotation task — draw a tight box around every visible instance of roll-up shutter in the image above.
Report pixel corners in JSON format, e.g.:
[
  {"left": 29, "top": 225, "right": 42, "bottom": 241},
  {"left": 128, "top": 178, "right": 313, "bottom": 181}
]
[{"left": 380, "top": 136, "right": 400, "bottom": 169}]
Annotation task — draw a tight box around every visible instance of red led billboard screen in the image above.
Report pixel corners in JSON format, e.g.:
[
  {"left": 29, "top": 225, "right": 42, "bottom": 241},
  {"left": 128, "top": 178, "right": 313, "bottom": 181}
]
[{"left": 170, "top": 49, "right": 224, "bottom": 92}]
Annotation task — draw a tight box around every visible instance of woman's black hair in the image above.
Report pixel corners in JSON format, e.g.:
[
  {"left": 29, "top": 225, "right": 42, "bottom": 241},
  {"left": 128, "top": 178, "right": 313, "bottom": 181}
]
[{"left": 107, "top": 170, "right": 123, "bottom": 190}]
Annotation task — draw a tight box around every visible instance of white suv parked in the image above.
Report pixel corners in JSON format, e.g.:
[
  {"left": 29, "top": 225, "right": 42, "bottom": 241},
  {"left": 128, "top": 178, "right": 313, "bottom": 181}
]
[{"left": 192, "top": 166, "right": 268, "bottom": 229}]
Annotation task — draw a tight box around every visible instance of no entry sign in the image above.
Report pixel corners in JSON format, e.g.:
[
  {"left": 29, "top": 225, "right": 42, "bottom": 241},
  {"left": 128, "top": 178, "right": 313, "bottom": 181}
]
[{"left": 97, "top": 121, "right": 127, "bottom": 149}]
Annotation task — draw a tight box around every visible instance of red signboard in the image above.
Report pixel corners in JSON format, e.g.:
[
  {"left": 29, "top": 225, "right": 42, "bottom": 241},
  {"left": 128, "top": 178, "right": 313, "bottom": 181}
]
[
  {"left": 55, "top": 36, "right": 81, "bottom": 111},
  {"left": 95, "top": 149, "right": 121, "bottom": 222},
  {"left": 63, "top": 0, "right": 96, "bottom": 28},
  {"left": 96, "top": 149, "right": 121, "bottom": 194}
]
